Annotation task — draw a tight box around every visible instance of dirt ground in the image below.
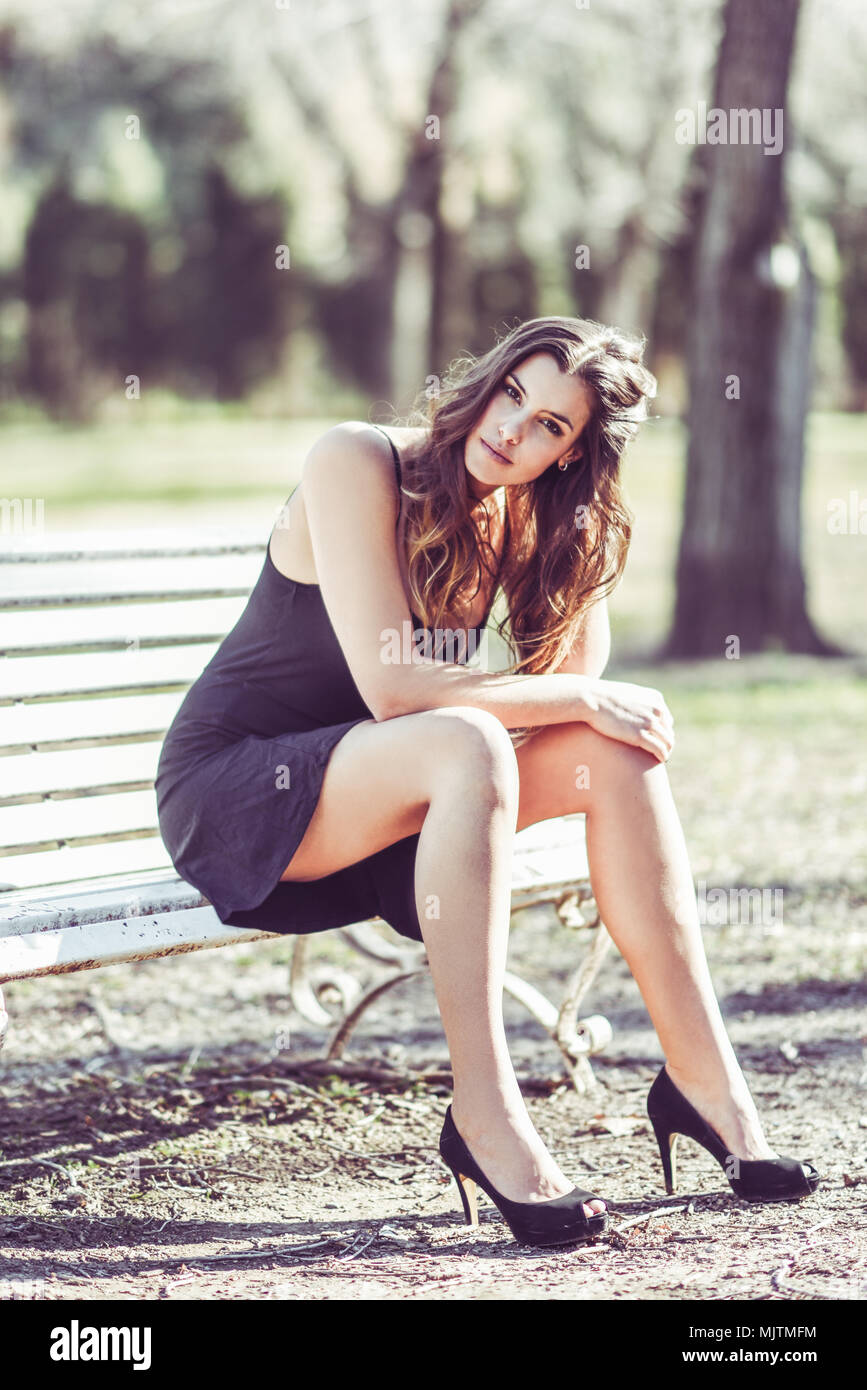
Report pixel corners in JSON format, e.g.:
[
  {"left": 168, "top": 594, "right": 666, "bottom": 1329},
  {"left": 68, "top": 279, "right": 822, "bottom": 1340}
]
[
  {"left": 2, "top": 657, "right": 866, "bottom": 1303},
  {"left": 1, "top": 894, "right": 865, "bottom": 1304}
]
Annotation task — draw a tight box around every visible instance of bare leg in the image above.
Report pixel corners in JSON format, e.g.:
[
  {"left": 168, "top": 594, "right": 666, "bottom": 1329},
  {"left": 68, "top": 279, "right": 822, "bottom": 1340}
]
[
  {"left": 415, "top": 717, "right": 606, "bottom": 1213},
  {"left": 586, "top": 747, "right": 777, "bottom": 1158},
  {"left": 516, "top": 727, "right": 777, "bottom": 1161},
  {"left": 281, "top": 706, "right": 606, "bottom": 1214}
]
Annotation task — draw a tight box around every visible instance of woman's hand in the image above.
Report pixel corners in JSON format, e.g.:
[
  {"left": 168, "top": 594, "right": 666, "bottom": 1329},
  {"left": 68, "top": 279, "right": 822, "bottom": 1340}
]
[{"left": 579, "top": 678, "right": 675, "bottom": 764}]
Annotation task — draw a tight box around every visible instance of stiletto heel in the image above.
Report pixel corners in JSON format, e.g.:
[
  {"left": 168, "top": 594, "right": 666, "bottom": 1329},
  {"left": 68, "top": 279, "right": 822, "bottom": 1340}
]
[
  {"left": 647, "top": 1064, "right": 820, "bottom": 1204},
  {"left": 439, "top": 1105, "right": 609, "bottom": 1247},
  {"left": 650, "top": 1113, "right": 678, "bottom": 1195},
  {"left": 450, "top": 1168, "right": 479, "bottom": 1227}
]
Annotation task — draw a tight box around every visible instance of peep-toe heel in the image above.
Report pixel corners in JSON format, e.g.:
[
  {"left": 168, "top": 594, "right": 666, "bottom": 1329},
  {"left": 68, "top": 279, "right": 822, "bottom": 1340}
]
[
  {"left": 647, "top": 1064, "right": 820, "bottom": 1204},
  {"left": 439, "top": 1105, "right": 609, "bottom": 1247}
]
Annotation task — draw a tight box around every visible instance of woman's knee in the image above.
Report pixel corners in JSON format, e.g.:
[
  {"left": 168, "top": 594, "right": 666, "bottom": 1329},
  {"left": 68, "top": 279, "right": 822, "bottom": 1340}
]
[
  {"left": 576, "top": 722, "right": 664, "bottom": 783},
  {"left": 421, "top": 705, "right": 520, "bottom": 801}
]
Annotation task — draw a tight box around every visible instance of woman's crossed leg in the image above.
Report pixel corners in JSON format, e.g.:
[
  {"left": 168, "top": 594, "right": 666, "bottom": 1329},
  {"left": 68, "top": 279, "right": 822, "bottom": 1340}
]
[{"left": 279, "top": 705, "right": 777, "bottom": 1218}]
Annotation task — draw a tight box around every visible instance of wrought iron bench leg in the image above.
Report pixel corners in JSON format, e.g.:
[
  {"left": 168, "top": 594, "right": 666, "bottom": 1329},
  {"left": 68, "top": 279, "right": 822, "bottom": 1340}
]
[
  {"left": 286, "top": 907, "right": 614, "bottom": 1093},
  {"left": 321, "top": 955, "right": 613, "bottom": 1091},
  {"left": 325, "top": 967, "right": 430, "bottom": 1060},
  {"left": 288, "top": 933, "right": 365, "bottom": 1028}
]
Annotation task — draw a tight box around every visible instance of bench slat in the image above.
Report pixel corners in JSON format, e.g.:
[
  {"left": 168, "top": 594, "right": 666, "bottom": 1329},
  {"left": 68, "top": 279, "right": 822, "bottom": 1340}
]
[
  {"left": 0, "top": 818, "right": 589, "bottom": 926},
  {"left": 12, "top": 786, "right": 577, "bottom": 852},
  {"left": 0, "top": 526, "right": 267, "bottom": 561},
  {"left": 0, "top": 555, "right": 262, "bottom": 610},
  {"left": 0, "top": 789, "right": 156, "bottom": 853},
  {"left": 0, "top": 692, "right": 183, "bottom": 755},
  {"left": 0, "top": 908, "right": 282, "bottom": 979},
  {"left": 0, "top": 866, "right": 209, "bottom": 932},
  {"left": 511, "top": 816, "right": 589, "bottom": 886},
  {"left": 1, "top": 742, "right": 162, "bottom": 802},
  {"left": 17, "top": 782, "right": 595, "bottom": 855},
  {"left": 0, "top": 596, "right": 244, "bottom": 657},
  {"left": 0, "top": 833, "right": 591, "bottom": 896},
  {"left": 0, "top": 643, "right": 219, "bottom": 702},
  {"left": 0, "top": 836, "right": 173, "bottom": 892}
]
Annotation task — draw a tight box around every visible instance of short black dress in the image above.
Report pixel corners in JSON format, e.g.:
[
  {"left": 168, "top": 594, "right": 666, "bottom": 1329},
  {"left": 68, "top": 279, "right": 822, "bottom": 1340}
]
[{"left": 154, "top": 425, "right": 486, "bottom": 944}]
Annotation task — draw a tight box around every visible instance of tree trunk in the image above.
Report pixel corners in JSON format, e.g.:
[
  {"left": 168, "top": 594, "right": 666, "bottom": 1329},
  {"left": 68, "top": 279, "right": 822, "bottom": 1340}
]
[
  {"left": 390, "top": 0, "right": 487, "bottom": 408},
  {"left": 664, "top": 0, "right": 843, "bottom": 657}
]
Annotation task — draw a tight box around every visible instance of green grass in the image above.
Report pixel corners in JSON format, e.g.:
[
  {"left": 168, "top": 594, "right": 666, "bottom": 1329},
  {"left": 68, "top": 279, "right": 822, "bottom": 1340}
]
[
  {"left": 0, "top": 414, "right": 332, "bottom": 507},
  {"left": 612, "top": 665, "right": 866, "bottom": 724},
  {"left": 611, "top": 412, "right": 867, "bottom": 659},
  {"left": 1, "top": 406, "right": 864, "bottom": 660}
]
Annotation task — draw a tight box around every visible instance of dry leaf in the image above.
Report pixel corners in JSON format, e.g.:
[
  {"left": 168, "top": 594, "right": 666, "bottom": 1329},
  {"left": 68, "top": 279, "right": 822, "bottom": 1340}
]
[{"left": 589, "top": 1116, "right": 646, "bottom": 1137}]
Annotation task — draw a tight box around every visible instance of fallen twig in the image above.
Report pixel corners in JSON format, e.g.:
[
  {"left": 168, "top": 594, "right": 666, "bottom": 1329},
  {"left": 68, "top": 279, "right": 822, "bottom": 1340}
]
[
  {"left": 614, "top": 1203, "right": 689, "bottom": 1231},
  {"left": 190, "top": 1165, "right": 268, "bottom": 1183},
  {"left": 338, "top": 1230, "right": 379, "bottom": 1261},
  {"left": 185, "top": 1238, "right": 337, "bottom": 1264},
  {"left": 196, "top": 1075, "right": 344, "bottom": 1108},
  {"left": 30, "top": 1158, "right": 83, "bottom": 1189},
  {"left": 292, "top": 1162, "right": 335, "bottom": 1179}
]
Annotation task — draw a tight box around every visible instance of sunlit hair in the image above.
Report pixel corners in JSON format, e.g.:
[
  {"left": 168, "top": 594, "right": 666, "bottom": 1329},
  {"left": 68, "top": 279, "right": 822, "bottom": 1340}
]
[{"left": 383, "top": 314, "right": 657, "bottom": 678}]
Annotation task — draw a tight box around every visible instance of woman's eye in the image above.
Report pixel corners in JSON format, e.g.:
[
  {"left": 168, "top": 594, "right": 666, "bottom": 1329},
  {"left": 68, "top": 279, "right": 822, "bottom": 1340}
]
[{"left": 501, "top": 382, "right": 561, "bottom": 435}]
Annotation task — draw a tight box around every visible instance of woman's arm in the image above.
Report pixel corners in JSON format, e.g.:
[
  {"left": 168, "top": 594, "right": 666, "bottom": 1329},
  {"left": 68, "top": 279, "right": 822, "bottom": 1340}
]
[
  {"left": 553, "top": 595, "right": 611, "bottom": 680},
  {"left": 303, "top": 425, "right": 672, "bottom": 759},
  {"left": 302, "top": 424, "right": 595, "bottom": 726}
]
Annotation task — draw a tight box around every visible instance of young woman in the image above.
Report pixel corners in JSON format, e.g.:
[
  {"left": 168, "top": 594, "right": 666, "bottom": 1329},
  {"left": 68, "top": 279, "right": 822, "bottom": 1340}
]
[{"left": 155, "top": 315, "right": 819, "bottom": 1248}]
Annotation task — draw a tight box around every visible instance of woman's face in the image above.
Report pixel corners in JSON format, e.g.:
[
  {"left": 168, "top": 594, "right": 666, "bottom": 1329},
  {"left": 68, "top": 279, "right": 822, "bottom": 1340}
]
[{"left": 464, "top": 351, "right": 596, "bottom": 503}]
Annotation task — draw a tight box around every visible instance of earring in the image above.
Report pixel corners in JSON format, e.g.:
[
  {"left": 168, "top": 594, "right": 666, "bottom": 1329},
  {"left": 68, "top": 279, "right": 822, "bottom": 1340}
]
[{"left": 558, "top": 459, "right": 570, "bottom": 471}]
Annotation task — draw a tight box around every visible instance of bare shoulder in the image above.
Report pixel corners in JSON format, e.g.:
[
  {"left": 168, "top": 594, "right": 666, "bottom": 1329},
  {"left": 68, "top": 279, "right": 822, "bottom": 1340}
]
[
  {"left": 301, "top": 421, "right": 404, "bottom": 525},
  {"left": 306, "top": 420, "right": 393, "bottom": 464},
  {"left": 307, "top": 419, "right": 428, "bottom": 461},
  {"left": 269, "top": 423, "right": 399, "bottom": 584}
]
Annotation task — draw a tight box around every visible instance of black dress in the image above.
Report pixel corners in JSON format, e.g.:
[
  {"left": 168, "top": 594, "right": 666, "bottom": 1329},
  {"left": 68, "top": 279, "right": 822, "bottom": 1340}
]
[{"left": 154, "top": 425, "right": 487, "bottom": 944}]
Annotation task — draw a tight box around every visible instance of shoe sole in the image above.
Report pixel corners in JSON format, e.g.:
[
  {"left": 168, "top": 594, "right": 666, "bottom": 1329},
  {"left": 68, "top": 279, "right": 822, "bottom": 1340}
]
[{"left": 512, "top": 1221, "right": 609, "bottom": 1248}]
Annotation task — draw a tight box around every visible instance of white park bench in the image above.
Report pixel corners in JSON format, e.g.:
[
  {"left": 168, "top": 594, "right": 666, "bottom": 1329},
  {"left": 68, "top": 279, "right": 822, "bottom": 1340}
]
[{"left": 0, "top": 529, "right": 614, "bottom": 1091}]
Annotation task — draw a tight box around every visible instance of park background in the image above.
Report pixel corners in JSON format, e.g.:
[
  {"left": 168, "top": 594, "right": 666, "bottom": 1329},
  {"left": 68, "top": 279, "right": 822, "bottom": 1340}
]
[{"left": 0, "top": 0, "right": 865, "bottom": 1303}]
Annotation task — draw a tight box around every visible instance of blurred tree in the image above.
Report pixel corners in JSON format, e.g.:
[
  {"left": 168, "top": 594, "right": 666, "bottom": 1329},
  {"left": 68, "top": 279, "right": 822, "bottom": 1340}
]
[
  {"left": 468, "top": 192, "right": 537, "bottom": 354},
  {"left": 160, "top": 164, "right": 291, "bottom": 400},
  {"left": 398, "top": 0, "right": 487, "bottom": 395},
  {"left": 271, "top": 0, "right": 489, "bottom": 409},
  {"left": 3, "top": 21, "right": 278, "bottom": 414},
  {"left": 0, "top": 0, "right": 864, "bottom": 419},
  {"left": 830, "top": 204, "right": 867, "bottom": 411},
  {"left": 664, "top": 0, "right": 843, "bottom": 657},
  {"left": 21, "top": 171, "right": 150, "bottom": 421}
]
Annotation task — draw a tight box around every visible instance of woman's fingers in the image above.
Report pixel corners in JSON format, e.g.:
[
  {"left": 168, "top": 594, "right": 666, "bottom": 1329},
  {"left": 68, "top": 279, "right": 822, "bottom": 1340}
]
[
  {"left": 651, "top": 702, "right": 674, "bottom": 735},
  {"left": 638, "top": 722, "right": 672, "bottom": 764},
  {"left": 588, "top": 682, "right": 675, "bottom": 764}
]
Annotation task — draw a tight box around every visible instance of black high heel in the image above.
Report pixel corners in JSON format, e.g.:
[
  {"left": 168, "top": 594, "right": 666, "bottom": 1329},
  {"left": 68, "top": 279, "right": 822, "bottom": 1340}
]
[
  {"left": 647, "top": 1064, "right": 820, "bottom": 1203},
  {"left": 439, "top": 1105, "right": 609, "bottom": 1247}
]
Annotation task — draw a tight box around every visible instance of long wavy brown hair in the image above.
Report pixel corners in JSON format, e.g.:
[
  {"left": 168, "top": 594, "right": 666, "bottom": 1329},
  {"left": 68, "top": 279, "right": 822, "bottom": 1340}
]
[{"left": 382, "top": 315, "right": 657, "bottom": 677}]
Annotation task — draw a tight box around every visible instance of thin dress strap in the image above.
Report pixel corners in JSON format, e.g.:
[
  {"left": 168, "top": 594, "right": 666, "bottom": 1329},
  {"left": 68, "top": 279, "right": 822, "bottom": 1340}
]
[
  {"left": 370, "top": 423, "right": 424, "bottom": 628},
  {"left": 369, "top": 423, "right": 402, "bottom": 497}
]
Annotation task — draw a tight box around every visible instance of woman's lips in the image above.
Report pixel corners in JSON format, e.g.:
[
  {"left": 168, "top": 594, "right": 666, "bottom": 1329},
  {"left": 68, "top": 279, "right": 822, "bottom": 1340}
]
[{"left": 482, "top": 438, "right": 513, "bottom": 465}]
